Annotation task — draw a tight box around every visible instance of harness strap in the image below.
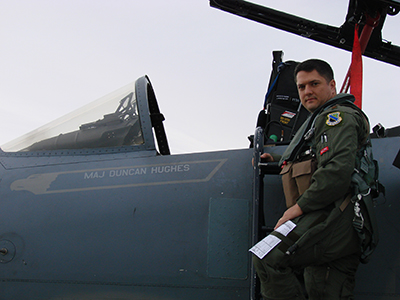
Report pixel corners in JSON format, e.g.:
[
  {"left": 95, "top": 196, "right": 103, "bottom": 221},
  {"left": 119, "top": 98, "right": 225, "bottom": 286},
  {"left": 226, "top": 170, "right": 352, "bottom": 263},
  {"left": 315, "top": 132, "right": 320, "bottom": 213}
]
[{"left": 340, "top": 194, "right": 352, "bottom": 212}]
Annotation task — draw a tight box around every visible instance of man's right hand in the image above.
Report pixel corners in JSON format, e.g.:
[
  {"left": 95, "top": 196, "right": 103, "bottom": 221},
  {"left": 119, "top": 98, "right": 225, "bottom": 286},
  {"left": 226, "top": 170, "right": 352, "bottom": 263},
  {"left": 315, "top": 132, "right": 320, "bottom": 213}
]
[
  {"left": 252, "top": 152, "right": 275, "bottom": 166},
  {"left": 260, "top": 153, "right": 274, "bottom": 162}
]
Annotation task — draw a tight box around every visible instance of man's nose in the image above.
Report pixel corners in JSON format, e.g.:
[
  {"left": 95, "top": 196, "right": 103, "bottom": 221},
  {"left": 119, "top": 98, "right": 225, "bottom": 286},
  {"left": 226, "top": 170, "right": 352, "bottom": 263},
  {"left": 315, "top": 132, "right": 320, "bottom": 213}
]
[{"left": 304, "top": 84, "right": 313, "bottom": 94}]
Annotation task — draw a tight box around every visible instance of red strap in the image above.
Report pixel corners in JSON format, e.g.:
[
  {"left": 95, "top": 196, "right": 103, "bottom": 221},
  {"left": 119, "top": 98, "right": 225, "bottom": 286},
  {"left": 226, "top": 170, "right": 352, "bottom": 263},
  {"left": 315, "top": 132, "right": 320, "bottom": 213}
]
[
  {"left": 350, "top": 24, "right": 363, "bottom": 109},
  {"left": 341, "top": 15, "right": 380, "bottom": 106}
]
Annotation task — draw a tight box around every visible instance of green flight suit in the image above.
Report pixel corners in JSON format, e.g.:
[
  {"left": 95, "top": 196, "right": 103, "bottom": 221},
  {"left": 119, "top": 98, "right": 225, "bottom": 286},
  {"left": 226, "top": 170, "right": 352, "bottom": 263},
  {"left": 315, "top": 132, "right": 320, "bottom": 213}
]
[{"left": 253, "top": 94, "right": 369, "bottom": 300}]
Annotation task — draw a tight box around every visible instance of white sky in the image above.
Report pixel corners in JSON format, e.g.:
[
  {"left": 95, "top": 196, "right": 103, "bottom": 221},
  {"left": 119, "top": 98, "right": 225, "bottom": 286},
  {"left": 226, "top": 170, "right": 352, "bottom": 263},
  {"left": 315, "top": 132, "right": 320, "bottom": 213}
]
[{"left": 0, "top": 0, "right": 399, "bottom": 154}]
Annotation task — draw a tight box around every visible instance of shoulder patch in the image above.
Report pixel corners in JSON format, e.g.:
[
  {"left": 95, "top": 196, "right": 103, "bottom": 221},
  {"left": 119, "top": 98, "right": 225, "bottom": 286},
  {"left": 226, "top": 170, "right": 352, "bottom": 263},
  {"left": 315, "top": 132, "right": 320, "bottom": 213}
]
[{"left": 326, "top": 112, "right": 342, "bottom": 126}]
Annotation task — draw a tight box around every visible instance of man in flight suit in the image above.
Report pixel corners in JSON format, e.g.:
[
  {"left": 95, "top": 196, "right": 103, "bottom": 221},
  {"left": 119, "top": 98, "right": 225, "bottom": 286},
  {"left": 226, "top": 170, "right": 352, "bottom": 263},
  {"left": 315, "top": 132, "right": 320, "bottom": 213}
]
[{"left": 252, "top": 59, "right": 369, "bottom": 299}]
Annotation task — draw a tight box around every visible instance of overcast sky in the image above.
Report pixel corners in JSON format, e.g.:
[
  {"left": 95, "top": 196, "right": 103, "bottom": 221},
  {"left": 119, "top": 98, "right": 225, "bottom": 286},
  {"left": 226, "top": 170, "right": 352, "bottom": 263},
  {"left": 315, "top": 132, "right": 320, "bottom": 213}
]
[{"left": 0, "top": 0, "right": 399, "bottom": 154}]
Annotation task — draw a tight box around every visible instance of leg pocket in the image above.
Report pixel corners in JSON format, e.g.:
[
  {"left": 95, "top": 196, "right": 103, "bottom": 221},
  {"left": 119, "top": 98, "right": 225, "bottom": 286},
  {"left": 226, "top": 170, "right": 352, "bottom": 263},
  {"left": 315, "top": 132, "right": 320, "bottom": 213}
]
[{"left": 304, "top": 262, "right": 357, "bottom": 300}]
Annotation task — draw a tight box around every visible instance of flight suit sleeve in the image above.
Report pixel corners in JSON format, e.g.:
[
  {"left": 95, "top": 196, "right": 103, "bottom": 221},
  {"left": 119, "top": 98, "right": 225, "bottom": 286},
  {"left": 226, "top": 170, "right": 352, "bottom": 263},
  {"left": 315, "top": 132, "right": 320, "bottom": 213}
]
[{"left": 296, "top": 106, "right": 366, "bottom": 213}]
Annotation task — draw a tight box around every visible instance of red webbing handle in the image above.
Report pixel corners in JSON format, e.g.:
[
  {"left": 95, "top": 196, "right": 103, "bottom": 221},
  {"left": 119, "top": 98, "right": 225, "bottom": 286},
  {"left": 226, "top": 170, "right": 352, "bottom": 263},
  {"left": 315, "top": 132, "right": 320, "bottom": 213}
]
[{"left": 340, "top": 14, "right": 381, "bottom": 109}]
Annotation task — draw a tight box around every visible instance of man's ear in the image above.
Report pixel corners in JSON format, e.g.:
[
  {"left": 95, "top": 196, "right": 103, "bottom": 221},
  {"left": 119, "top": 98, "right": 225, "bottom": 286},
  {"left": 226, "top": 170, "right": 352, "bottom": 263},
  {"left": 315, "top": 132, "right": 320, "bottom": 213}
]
[{"left": 330, "top": 79, "right": 337, "bottom": 96}]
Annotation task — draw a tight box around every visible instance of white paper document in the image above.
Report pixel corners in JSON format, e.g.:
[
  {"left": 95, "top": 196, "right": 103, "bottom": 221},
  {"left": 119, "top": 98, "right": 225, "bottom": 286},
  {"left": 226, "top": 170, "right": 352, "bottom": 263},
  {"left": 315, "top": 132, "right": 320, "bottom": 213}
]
[
  {"left": 249, "top": 220, "right": 297, "bottom": 259},
  {"left": 249, "top": 235, "right": 281, "bottom": 259},
  {"left": 275, "top": 220, "right": 296, "bottom": 237}
]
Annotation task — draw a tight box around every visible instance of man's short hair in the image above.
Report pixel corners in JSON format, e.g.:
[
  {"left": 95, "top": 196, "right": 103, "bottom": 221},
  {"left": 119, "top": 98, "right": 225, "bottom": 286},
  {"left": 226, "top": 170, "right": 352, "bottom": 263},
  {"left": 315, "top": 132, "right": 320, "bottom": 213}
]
[{"left": 294, "top": 59, "right": 334, "bottom": 83}]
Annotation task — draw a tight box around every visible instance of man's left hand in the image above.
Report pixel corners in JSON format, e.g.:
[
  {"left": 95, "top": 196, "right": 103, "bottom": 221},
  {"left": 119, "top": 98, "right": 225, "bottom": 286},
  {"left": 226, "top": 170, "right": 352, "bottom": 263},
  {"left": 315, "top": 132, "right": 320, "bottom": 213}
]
[{"left": 274, "top": 204, "right": 303, "bottom": 230}]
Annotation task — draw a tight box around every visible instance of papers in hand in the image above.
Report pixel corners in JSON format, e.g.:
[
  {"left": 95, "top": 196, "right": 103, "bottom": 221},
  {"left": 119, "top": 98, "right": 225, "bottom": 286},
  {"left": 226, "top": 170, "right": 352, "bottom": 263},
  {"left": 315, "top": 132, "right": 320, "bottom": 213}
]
[{"left": 249, "top": 220, "right": 296, "bottom": 259}]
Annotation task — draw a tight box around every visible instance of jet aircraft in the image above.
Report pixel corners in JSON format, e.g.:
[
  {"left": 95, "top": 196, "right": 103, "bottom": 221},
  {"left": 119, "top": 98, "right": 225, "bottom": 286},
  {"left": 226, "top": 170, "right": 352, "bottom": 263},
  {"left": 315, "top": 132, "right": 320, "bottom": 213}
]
[{"left": 0, "top": 0, "right": 399, "bottom": 299}]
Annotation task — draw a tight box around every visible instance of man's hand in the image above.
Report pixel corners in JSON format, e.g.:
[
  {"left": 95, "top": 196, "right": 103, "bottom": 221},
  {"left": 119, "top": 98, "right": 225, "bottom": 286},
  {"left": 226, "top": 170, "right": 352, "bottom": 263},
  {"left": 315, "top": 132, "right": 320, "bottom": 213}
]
[
  {"left": 260, "top": 153, "right": 274, "bottom": 162},
  {"left": 252, "top": 152, "right": 275, "bottom": 166},
  {"left": 274, "top": 203, "right": 303, "bottom": 230}
]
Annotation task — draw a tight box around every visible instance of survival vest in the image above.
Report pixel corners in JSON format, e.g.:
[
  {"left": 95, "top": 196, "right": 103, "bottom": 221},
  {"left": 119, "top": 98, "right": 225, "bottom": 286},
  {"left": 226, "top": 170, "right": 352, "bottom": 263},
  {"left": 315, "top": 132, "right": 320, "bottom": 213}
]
[
  {"left": 338, "top": 100, "right": 384, "bottom": 263},
  {"left": 350, "top": 129, "right": 384, "bottom": 263}
]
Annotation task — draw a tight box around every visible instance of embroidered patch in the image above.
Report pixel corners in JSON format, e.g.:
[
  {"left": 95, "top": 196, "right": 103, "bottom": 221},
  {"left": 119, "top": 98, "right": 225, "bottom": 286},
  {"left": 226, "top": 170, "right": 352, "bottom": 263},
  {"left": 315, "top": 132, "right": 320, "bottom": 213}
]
[
  {"left": 280, "top": 111, "right": 296, "bottom": 125},
  {"left": 281, "top": 111, "right": 296, "bottom": 119},
  {"left": 326, "top": 112, "right": 342, "bottom": 126},
  {"left": 320, "top": 146, "right": 329, "bottom": 155}
]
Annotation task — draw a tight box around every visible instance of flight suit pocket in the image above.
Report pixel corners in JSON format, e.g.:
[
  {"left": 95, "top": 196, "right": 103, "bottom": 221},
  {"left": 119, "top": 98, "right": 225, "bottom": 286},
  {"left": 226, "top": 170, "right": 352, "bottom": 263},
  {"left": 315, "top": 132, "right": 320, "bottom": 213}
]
[
  {"left": 280, "top": 159, "right": 317, "bottom": 208},
  {"left": 316, "top": 132, "right": 334, "bottom": 167}
]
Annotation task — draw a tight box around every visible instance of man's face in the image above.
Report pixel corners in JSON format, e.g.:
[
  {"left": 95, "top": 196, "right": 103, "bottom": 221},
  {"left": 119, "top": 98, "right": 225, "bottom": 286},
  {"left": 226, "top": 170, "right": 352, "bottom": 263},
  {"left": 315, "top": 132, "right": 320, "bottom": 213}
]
[{"left": 296, "top": 70, "right": 337, "bottom": 113}]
